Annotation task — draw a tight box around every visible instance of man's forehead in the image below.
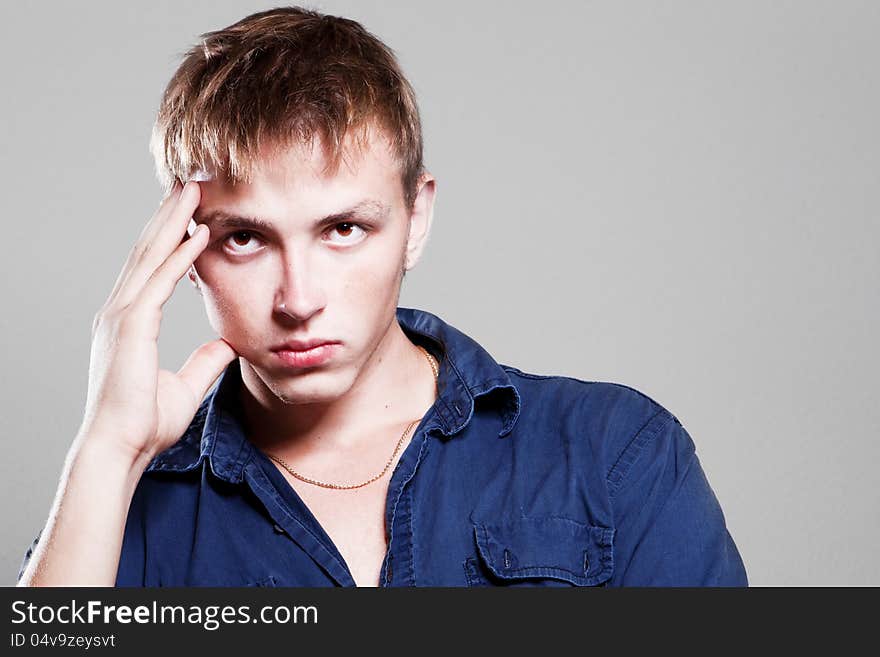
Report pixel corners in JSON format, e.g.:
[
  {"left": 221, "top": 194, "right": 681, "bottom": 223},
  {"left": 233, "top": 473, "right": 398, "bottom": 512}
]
[{"left": 184, "top": 126, "right": 402, "bottom": 234}]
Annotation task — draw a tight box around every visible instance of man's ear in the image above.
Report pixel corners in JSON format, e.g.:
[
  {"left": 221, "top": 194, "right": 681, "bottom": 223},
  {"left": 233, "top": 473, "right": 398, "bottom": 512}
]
[{"left": 404, "top": 173, "right": 436, "bottom": 271}]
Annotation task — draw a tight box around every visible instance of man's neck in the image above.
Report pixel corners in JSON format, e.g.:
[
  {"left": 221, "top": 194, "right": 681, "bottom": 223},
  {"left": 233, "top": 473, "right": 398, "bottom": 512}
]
[{"left": 236, "top": 319, "right": 437, "bottom": 456}]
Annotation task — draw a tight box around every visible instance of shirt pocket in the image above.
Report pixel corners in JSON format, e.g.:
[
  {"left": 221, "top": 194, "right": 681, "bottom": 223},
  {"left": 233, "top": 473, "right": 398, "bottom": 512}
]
[{"left": 463, "top": 515, "right": 615, "bottom": 587}]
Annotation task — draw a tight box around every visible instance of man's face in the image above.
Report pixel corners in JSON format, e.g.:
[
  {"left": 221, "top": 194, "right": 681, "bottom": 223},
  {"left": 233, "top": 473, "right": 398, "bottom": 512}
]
[{"left": 190, "top": 128, "right": 429, "bottom": 405}]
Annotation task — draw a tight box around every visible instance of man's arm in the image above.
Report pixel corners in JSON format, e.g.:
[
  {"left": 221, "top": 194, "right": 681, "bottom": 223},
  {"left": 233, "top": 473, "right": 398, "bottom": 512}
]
[
  {"left": 17, "top": 181, "right": 235, "bottom": 586},
  {"left": 606, "top": 409, "right": 748, "bottom": 586},
  {"left": 16, "top": 434, "right": 152, "bottom": 586}
]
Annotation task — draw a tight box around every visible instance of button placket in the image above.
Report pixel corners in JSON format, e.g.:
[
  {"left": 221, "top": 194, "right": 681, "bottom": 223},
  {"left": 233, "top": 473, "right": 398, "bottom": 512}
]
[{"left": 380, "top": 426, "right": 435, "bottom": 587}]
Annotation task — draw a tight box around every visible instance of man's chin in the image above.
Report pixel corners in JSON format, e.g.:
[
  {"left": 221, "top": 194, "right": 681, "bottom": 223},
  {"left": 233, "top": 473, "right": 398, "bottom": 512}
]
[
  {"left": 270, "top": 381, "right": 351, "bottom": 406},
  {"left": 251, "top": 362, "right": 352, "bottom": 403}
]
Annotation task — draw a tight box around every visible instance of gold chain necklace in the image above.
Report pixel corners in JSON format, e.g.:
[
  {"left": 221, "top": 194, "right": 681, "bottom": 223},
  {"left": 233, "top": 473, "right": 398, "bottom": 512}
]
[{"left": 265, "top": 344, "right": 439, "bottom": 490}]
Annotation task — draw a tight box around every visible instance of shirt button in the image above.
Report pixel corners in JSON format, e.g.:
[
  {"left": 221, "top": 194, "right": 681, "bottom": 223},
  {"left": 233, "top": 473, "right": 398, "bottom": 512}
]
[{"left": 273, "top": 523, "right": 285, "bottom": 534}]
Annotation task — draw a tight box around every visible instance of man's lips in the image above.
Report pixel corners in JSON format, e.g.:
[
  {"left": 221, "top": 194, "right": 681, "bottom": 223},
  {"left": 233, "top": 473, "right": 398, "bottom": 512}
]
[
  {"left": 270, "top": 339, "right": 341, "bottom": 369},
  {"left": 271, "top": 338, "right": 339, "bottom": 352}
]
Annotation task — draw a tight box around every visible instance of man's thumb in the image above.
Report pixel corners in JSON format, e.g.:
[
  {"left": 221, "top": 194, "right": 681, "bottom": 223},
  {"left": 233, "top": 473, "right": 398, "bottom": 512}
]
[{"left": 177, "top": 338, "right": 238, "bottom": 405}]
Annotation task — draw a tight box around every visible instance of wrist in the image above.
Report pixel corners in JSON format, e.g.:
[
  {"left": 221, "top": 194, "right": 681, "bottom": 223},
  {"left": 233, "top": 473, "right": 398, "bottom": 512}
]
[{"left": 74, "top": 429, "right": 157, "bottom": 475}]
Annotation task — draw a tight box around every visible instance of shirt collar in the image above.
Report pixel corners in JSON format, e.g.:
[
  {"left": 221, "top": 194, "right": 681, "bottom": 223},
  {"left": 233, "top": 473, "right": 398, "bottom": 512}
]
[{"left": 145, "top": 306, "right": 522, "bottom": 484}]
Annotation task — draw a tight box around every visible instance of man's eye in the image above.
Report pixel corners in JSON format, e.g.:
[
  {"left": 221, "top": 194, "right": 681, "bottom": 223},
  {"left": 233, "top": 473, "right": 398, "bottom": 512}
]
[
  {"left": 326, "top": 222, "right": 368, "bottom": 245},
  {"left": 220, "top": 224, "right": 367, "bottom": 254},
  {"left": 223, "top": 230, "right": 263, "bottom": 255}
]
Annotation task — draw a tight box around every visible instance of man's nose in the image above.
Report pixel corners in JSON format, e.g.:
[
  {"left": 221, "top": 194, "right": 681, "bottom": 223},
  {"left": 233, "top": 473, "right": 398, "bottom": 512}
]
[{"left": 274, "top": 254, "right": 326, "bottom": 321}]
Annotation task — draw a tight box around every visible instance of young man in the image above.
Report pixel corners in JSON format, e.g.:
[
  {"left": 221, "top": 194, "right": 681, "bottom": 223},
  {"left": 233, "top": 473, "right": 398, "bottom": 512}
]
[{"left": 17, "top": 7, "right": 747, "bottom": 587}]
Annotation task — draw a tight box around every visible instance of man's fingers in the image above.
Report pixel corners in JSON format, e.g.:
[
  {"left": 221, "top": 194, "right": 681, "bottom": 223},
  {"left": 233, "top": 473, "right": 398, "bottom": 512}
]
[
  {"left": 177, "top": 339, "right": 239, "bottom": 405},
  {"left": 113, "top": 181, "right": 202, "bottom": 309},
  {"left": 137, "top": 223, "right": 210, "bottom": 311},
  {"left": 105, "top": 181, "right": 184, "bottom": 306}
]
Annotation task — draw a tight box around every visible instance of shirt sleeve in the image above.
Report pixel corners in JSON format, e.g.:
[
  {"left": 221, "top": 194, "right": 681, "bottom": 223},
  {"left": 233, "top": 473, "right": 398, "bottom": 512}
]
[{"left": 606, "top": 409, "right": 748, "bottom": 586}]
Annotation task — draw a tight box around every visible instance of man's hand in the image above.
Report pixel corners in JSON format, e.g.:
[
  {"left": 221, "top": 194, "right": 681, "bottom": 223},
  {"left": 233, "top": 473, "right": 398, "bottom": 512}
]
[
  {"left": 80, "top": 180, "right": 237, "bottom": 463},
  {"left": 16, "top": 181, "right": 238, "bottom": 587}
]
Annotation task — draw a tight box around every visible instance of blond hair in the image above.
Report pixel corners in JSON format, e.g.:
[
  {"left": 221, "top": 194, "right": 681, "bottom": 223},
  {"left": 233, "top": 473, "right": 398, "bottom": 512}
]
[{"left": 150, "top": 6, "right": 425, "bottom": 211}]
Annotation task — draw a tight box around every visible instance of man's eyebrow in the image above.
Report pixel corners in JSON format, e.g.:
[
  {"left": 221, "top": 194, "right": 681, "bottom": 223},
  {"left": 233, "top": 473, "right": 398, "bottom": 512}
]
[{"left": 194, "top": 199, "right": 391, "bottom": 232}]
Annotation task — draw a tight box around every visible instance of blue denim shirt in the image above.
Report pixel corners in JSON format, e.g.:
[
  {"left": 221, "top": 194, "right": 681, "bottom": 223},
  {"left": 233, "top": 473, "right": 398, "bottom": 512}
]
[{"left": 18, "top": 306, "right": 747, "bottom": 587}]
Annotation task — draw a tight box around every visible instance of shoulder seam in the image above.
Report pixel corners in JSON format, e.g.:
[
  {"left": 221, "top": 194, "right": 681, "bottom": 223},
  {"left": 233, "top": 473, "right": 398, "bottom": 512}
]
[
  {"left": 500, "top": 365, "right": 598, "bottom": 387},
  {"left": 500, "top": 366, "right": 672, "bottom": 417},
  {"left": 606, "top": 408, "right": 676, "bottom": 498}
]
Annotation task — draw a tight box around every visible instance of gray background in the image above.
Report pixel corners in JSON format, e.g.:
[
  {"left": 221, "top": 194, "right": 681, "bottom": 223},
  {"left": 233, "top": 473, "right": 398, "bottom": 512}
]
[{"left": 2, "top": 1, "right": 877, "bottom": 586}]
